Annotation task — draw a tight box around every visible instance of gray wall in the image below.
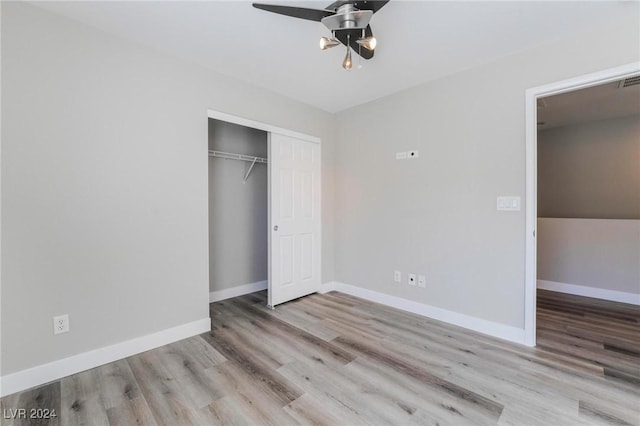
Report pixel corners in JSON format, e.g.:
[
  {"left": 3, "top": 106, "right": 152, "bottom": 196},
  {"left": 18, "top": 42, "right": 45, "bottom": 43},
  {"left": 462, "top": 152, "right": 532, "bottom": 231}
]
[
  {"left": 537, "top": 218, "right": 640, "bottom": 295},
  {"left": 1, "top": 3, "right": 335, "bottom": 375},
  {"left": 208, "top": 120, "right": 268, "bottom": 292},
  {"left": 334, "top": 15, "right": 639, "bottom": 329},
  {"left": 538, "top": 115, "right": 640, "bottom": 219}
]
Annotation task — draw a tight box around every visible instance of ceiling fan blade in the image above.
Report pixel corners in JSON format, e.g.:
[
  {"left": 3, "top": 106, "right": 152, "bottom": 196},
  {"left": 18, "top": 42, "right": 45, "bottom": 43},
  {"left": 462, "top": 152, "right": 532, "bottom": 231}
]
[
  {"left": 335, "top": 25, "right": 374, "bottom": 60},
  {"left": 353, "top": 1, "right": 389, "bottom": 14},
  {"left": 252, "top": 3, "right": 334, "bottom": 22}
]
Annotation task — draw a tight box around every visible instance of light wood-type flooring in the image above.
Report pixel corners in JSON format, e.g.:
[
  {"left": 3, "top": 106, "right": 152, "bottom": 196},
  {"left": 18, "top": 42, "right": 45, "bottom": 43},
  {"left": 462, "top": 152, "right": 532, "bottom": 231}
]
[
  {"left": 2, "top": 290, "right": 639, "bottom": 425},
  {"left": 536, "top": 290, "right": 640, "bottom": 387}
]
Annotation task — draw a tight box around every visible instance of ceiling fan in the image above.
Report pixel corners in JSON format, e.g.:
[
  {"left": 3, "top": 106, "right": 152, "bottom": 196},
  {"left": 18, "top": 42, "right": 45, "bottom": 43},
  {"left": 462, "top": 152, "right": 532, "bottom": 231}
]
[{"left": 252, "top": 1, "right": 389, "bottom": 70}]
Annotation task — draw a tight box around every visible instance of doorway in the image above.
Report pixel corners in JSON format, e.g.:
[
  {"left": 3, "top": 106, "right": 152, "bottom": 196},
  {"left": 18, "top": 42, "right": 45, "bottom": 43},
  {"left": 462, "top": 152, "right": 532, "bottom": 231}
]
[
  {"left": 524, "top": 62, "right": 640, "bottom": 346},
  {"left": 207, "top": 110, "right": 322, "bottom": 308}
]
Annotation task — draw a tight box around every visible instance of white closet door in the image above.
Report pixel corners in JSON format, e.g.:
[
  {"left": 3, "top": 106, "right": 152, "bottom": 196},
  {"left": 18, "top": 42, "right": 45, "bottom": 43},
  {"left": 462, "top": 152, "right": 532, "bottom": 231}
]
[{"left": 268, "top": 132, "right": 321, "bottom": 307}]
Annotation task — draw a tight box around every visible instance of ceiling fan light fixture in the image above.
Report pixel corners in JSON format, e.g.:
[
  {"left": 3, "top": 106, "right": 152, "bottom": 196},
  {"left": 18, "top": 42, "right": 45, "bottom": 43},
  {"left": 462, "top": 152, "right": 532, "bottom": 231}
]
[
  {"left": 253, "top": 0, "right": 389, "bottom": 70},
  {"left": 319, "top": 36, "right": 339, "bottom": 50},
  {"left": 356, "top": 36, "right": 377, "bottom": 51}
]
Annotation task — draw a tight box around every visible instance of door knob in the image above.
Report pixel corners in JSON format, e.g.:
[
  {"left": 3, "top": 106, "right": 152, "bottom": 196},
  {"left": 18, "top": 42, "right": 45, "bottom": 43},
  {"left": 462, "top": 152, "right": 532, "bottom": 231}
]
[{"left": 273, "top": 225, "right": 279, "bottom": 231}]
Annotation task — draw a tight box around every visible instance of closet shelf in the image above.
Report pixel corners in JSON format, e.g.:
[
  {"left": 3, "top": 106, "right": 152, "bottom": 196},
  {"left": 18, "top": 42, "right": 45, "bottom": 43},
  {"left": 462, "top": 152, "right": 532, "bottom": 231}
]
[{"left": 208, "top": 150, "right": 268, "bottom": 183}]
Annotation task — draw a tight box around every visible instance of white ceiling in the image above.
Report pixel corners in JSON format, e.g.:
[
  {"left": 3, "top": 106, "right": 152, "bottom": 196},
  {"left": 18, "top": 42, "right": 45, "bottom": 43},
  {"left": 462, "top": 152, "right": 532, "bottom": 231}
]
[{"left": 32, "top": 0, "right": 639, "bottom": 113}]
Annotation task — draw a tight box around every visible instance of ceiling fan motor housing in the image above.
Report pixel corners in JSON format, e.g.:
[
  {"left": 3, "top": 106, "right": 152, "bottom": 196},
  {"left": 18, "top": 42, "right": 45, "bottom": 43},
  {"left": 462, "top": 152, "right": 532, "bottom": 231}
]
[{"left": 321, "top": 4, "right": 373, "bottom": 31}]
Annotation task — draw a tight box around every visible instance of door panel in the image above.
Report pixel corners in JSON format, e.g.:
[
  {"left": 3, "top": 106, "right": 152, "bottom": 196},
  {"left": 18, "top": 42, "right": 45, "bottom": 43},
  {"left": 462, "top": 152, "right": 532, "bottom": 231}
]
[
  {"left": 280, "top": 235, "right": 294, "bottom": 285},
  {"left": 300, "top": 233, "right": 313, "bottom": 280},
  {"left": 280, "top": 169, "right": 294, "bottom": 219},
  {"left": 268, "top": 133, "right": 321, "bottom": 307}
]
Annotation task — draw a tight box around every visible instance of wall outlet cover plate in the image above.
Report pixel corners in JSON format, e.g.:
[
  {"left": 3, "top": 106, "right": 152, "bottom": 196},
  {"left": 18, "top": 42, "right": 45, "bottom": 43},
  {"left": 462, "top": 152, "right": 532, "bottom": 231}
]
[
  {"left": 408, "top": 273, "right": 416, "bottom": 285},
  {"left": 53, "top": 314, "right": 70, "bottom": 335}
]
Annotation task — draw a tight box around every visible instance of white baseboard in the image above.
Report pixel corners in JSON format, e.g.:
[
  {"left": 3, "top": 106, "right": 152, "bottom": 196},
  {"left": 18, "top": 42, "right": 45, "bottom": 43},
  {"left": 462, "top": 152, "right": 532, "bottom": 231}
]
[
  {"left": 326, "top": 281, "right": 526, "bottom": 345},
  {"left": 209, "top": 280, "right": 268, "bottom": 303},
  {"left": 318, "top": 281, "right": 337, "bottom": 293},
  {"left": 537, "top": 280, "right": 640, "bottom": 305},
  {"left": 0, "top": 317, "right": 211, "bottom": 398}
]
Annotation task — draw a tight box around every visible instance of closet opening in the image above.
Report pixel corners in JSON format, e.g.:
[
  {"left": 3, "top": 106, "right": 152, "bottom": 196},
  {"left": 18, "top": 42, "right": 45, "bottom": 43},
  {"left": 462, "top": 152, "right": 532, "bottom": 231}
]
[
  {"left": 208, "top": 118, "right": 269, "bottom": 303},
  {"left": 207, "top": 110, "right": 322, "bottom": 308}
]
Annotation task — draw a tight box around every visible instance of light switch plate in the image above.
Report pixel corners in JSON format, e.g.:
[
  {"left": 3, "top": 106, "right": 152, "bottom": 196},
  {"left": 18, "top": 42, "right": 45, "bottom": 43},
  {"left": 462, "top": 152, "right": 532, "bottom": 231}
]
[
  {"left": 394, "top": 270, "right": 402, "bottom": 283},
  {"left": 497, "top": 196, "right": 521, "bottom": 211}
]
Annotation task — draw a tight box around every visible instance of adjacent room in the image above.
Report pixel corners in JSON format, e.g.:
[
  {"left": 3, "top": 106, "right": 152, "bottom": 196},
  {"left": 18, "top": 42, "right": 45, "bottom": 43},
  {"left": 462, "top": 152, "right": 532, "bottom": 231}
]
[
  {"left": 535, "top": 79, "right": 640, "bottom": 386},
  {"left": 1, "top": 1, "right": 639, "bottom": 425}
]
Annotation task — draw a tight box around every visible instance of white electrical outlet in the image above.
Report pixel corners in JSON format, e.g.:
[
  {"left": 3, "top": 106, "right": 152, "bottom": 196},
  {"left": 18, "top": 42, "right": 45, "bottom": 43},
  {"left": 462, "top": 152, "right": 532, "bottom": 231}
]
[
  {"left": 408, "top": 273, "right": 416, "bottom": 286},
  {"left": 418, "top": 275, "right": 426, "bottom": 288},
  {"left": 53, "top": 314, "right": 69, "bottom": 335},
  {"left": 408, "top": 150, "right": 419, "bottom": 159},
  {"left": 394, "top": 270, "right": 402, "bottom": 283}
]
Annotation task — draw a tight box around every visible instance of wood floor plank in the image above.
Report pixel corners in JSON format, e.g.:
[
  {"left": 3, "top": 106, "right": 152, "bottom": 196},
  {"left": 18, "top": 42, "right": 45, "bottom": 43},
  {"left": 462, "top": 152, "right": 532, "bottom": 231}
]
[
  {"left": 253, "top": 302, "right": 342, "bottom": 342},
  {"left": 282, "top": 393, "right": 345, "bottom": 426},
  {"left": 277, "top": 359, "right": 407, "bottom": 426},
  {"left": 11, "top": 382, "right": 61, "bottom": 426},
  {"left": 93, "top": 360, "right": 144, "bottom": 411},
  {"left": 579, "top": 400, "right": 638, "bottom": 426},
  {"left": 344, "top": 357, "right": 500, "bottom": 425},
  {"left": 209, "top": 308, "right": 297, "bottom": 369},
  {"left": 221, "top": 297, "right": 358, "bottom": 367},
  {"left": 126, "top": 350, "right": 217, "bottom": 426},
  {"left": 204, "top": 395, "right": 260, "bottom": 426},
  {"left": 105, "top": 397, "right": 157, "bottom": 426},
  {"left": 204, "top": 362, "right": 299, "bottom": 426},
  {"left": 200, "top": 330, "right": 304, "bottom": 407},
  {"left": 60, "top": 367, "right": 110, "bottom": 426},
  {"left": 331, "top": 333, "right": 505, "bottom": 421}
]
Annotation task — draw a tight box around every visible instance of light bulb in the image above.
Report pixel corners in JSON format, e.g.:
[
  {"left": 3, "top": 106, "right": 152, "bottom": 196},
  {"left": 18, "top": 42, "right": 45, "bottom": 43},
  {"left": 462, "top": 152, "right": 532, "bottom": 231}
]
[
  {"left": 319, "top": 36, "right": 339, "bottom": 50},
  {"left": 366, "top": 37, "right": 377, "bottom": 50},
  {"left": 342, "top": 47, "right": 352, "bottom": 70},
  {"left": 356, "top": 36, "right": 377, "bottom": 51}
]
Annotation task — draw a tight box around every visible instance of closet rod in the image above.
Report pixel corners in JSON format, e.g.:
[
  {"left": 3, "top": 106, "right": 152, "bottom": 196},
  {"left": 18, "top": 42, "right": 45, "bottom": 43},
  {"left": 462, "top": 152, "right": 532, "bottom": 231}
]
[
  {"left": 208, "top": 150, "right": 267, "bottom": 183},
  {"left": 208, "top": 150, "right": 268, "bottom": 164}
]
